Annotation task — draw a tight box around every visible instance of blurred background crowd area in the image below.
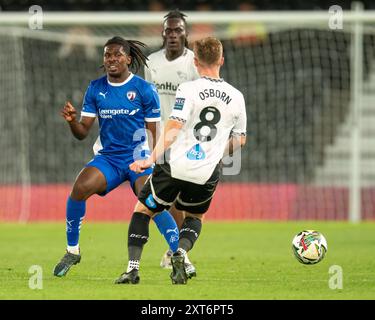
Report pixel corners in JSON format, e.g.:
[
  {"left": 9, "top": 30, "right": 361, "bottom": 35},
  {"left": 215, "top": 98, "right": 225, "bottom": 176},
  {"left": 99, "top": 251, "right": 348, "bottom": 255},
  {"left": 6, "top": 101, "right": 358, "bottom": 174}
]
[{"left": 1, "top": 0, "right": 375, "bottom": 11}]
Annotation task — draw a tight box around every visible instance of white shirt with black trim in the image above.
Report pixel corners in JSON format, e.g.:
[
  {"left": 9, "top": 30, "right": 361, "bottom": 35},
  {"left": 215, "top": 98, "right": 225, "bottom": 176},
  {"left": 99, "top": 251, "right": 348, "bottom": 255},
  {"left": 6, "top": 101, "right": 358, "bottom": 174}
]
[{"left": 168, "top": 77, "right": 247, "bottom": 185}]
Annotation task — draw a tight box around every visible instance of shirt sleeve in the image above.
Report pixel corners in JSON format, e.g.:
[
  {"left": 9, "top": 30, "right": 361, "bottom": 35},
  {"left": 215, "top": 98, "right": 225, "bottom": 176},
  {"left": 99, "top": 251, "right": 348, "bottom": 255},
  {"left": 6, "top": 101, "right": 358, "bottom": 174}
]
[
  {"left": 231, "top": 94, "right": 247, "bottom": 136},
  {"left": 81, "top": 83, "right": 97, "bottom": 118},
  {"left": 169, "top": 83, "right": 193, "bottom": 123},
  {"left": 143, "top": 83, "right": 161, "bottom": 122}
]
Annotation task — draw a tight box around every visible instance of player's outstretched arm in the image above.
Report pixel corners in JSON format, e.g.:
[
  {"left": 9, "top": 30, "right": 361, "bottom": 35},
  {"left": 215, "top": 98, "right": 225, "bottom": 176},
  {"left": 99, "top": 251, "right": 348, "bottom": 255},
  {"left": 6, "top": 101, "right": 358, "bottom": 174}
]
[
  {"left": 129, "top": 119, "right": 183, "bottom": 173},
  {"left": 151, "top": 119, "right": 183, "bottom": 162},
  {"left": 60, "top": 101, "right": 96, "bottom": 140},
  {"left": 145, "top": 121, "right": 161, "bottom": 151}
]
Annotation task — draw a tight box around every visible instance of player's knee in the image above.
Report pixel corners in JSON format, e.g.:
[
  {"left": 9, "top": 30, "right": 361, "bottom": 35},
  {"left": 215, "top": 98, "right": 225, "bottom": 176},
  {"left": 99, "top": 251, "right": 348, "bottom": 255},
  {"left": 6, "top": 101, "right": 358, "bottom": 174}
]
[
  {"left": 71, "top": 180, "right": 97, "bottom": 200},
  {"left": 134, "top": 201, "right": 156, "bottom": 218},
  {"left": 185, "top": 212, "right": 203, "bottom": 221}
]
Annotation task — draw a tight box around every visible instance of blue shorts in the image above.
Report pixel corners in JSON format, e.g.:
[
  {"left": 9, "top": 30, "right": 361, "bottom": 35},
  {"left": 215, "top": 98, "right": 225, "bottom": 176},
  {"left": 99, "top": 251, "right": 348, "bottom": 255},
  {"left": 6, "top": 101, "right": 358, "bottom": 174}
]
[{"left": 85, "top": 153, "right": 153, "bottom": 196}]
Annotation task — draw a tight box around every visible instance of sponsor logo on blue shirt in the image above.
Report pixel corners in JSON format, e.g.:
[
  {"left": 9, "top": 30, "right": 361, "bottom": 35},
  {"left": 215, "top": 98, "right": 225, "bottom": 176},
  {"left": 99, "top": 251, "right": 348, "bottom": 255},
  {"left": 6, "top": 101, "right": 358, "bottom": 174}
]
[{"left": 98, "top": 108, "right": 139, "bottom": 118}]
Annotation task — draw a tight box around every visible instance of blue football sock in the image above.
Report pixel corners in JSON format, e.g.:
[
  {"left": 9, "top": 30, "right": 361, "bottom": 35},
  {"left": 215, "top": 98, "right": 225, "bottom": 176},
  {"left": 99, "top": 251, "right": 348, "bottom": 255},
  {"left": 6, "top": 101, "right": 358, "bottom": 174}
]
[
  {"left": 153, "top": 210, "right": 179, "bottom": 253},
  {"left": 66, "top": 196, "right": 86, "bottom": 247}
]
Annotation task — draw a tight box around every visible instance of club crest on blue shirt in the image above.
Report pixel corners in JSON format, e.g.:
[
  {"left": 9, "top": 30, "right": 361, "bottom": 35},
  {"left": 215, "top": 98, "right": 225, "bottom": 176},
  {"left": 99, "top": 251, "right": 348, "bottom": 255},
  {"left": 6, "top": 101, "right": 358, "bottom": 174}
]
[{"left": 127, "top": 91, "right": 137, "bottom": 101}]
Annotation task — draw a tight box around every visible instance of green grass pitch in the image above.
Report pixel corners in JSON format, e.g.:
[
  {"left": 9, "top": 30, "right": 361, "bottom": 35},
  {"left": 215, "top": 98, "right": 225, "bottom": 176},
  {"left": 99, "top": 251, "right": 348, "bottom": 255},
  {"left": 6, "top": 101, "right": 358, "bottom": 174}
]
[{"left": 0, "top": 221, "right": 374, "bottom": 300}]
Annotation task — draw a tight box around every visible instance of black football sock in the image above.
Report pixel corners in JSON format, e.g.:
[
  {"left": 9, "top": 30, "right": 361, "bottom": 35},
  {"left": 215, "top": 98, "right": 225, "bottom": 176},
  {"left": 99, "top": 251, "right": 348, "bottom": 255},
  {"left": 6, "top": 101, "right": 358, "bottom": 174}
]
[
  {"left": 179, "top": 217, "right": 202, "bottom": 252},
  {"left": 127, "top": 212, "right": 151, "bottom": 261}
]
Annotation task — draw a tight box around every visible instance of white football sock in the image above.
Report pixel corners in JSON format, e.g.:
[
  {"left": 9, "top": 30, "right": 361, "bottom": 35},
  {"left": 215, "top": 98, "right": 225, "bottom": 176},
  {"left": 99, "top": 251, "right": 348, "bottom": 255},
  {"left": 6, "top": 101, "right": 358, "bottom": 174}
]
[
  {"left": 127, "top": 260, "right": 140, "bottom": 273},
  {"left": 177, "top": 248, "right": 187, "bottom": 257},
  {"left": 67, "top": 245, "right": 80, "bottom": 255}
]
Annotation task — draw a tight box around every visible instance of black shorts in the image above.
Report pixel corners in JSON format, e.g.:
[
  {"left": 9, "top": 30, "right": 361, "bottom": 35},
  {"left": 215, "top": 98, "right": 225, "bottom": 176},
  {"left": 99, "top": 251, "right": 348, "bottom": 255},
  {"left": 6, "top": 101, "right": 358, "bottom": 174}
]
[{"left": 138, "top": 163, "right": 220, "bottom": 214}]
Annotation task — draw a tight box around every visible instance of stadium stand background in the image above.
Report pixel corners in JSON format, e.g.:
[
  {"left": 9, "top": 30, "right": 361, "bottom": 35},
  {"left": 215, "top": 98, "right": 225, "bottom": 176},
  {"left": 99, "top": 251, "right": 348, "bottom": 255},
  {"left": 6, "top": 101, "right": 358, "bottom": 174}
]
[
  {"left": 2, "top": 0, "right": 375, "bottom": 11},
  {"left": 1, "top": 0, "right": 375, "bottom": 220},
  {"left": 0, "top": 0, "right": 364, "bottom": 184}
]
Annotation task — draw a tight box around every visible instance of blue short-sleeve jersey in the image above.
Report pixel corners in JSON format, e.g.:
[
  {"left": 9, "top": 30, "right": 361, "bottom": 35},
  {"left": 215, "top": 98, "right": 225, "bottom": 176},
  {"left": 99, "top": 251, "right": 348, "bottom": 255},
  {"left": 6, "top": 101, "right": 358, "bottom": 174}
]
[{"left": 81, "top": 73, "right": 161, "bottom": 158}]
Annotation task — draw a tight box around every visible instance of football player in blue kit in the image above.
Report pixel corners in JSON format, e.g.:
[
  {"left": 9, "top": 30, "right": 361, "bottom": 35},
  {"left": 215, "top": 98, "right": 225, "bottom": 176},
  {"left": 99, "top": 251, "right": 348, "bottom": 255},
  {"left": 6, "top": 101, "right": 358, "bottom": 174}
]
[{"left": 53, "top": 37, "right": 179, "bottom": 279}]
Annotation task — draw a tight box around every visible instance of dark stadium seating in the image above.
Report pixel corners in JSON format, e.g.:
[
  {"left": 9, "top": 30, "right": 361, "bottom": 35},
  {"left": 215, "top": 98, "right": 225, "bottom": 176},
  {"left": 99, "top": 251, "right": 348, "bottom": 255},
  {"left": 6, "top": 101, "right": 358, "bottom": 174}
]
[
  {"left": 19, "top": 28, "right": 375, "bottom": 185},
  {"left": 1, "top": 0, "right": 375, "bottom": 12}
]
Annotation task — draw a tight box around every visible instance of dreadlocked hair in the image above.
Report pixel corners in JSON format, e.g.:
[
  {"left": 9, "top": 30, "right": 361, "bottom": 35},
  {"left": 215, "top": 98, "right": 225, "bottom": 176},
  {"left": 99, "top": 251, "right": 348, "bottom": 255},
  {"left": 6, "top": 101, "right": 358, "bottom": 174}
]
[
  {"left": 104, "top": 36, "right": 148, "bottom": 73},
  {"left": 162, "top": 9, "right": 189, "bottom": 49},
  {"left": 164, "top": 9, "right": 187, "bottom": 23}
]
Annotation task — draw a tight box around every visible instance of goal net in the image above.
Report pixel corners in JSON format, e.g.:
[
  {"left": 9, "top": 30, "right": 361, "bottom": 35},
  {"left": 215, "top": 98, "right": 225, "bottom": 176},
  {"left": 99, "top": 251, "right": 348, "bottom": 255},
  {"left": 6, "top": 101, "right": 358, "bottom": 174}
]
[{"left": 1, "top": 11, "right": 374, "bottom": 221}]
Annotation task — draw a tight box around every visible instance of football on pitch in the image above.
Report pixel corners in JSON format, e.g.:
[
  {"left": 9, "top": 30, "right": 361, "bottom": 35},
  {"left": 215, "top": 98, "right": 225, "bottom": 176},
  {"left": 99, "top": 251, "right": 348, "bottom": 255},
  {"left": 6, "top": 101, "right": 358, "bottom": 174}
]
[{"left": 292, "top": 230, "right": 328, "bottom": 265}]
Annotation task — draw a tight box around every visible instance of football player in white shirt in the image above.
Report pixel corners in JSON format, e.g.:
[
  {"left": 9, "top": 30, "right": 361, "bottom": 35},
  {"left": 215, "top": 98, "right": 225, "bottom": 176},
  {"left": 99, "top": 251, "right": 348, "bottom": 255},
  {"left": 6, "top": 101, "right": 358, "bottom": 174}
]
[
  {"left": 122, "top": 37, "right": 247, "bottom": 284},
  {"left": 144, "top": 9, "right": 199, "bottom": 276}
]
